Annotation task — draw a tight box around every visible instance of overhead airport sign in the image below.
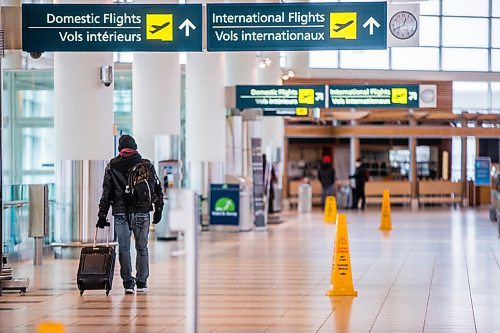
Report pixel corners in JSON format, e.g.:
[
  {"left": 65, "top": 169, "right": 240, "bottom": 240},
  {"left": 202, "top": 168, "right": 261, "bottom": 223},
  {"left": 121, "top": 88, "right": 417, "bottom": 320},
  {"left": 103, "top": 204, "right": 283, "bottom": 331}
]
[
  {"left": 263, "top": 108, "right": 310, "bottom": 117},
  {"left": 236, "top": 85, "right": 327, "bottom": 109},
  {"left": 207, "top": 2, "right": 387, "bottom": 51},
  {"left": 22, "top": 4, "right": 203, "bottom": 52},
  {"left": 329, "top": 84, "right": 420, "bottom": 108}
]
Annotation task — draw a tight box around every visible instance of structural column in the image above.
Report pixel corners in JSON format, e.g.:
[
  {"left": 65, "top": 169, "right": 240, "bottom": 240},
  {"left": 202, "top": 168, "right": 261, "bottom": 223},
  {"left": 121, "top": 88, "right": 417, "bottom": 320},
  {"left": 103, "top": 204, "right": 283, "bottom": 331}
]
[
  {"left": 284, "top": 51, "right": 310, "bottom": 78},
  {"left": 409, "top": 118, "right": 418, "bottom": 198},
  {"left": 133, "top": 52, "right": 180, "bottom": 161},
  {"left": 54, "top": 0, "right": 114, "bottom": 249},
  {"left": 226, "top": 52, "right": 257, "bottom": 176},
  {"left": 461, "top": 135, "right": 468, "bottom": 205},
  {"left": 186, "top": 51, "right": 226, "bottom": 193},
  {"left": 350, "top": 111, "right": 360, "bottom": 176}
]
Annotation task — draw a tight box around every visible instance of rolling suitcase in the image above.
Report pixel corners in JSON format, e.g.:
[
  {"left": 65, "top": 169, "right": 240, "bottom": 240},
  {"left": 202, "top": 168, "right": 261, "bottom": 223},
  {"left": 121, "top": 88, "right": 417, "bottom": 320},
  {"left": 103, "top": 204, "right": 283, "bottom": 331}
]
[
  {"left": 337, "top": 185, "right": 353, "bottom": 209},
  {"left": 77, "top": 227, "right": 115, "bottom": 296}
]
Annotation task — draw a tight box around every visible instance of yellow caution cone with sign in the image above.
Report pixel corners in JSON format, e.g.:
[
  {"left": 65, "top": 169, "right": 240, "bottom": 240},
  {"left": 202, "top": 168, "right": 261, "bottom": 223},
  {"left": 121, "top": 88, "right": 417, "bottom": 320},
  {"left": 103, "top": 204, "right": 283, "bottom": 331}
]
[
  {"left": 326, "top": 214, "right": 358, "bottom": 297},
  {"left": 37, "top": 322, "right": 65, "bottom": 333},
  {"left": 324, "top": 196, "right": 338, "bottom": 224},
  {"left": 379, "top": 189, "right": 392, "bottom": 231}
]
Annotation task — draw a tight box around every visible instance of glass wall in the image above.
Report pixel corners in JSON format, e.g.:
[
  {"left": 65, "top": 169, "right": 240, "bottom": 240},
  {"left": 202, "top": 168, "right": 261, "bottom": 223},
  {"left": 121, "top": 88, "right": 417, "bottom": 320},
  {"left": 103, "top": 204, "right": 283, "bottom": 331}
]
[{"left": 310, "top": 0, "right": 499, "bottom": 73}]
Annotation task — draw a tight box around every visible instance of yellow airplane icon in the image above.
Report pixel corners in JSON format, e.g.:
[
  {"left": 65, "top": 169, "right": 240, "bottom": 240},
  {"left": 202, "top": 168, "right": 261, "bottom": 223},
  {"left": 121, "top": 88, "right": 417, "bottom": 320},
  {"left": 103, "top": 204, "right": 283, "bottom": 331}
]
[
  {"left": 330, "top": 12, "right": 357, "bottom": 40},
  {"left": 146, "top": 14, "right": 173, "bottom": 42}
]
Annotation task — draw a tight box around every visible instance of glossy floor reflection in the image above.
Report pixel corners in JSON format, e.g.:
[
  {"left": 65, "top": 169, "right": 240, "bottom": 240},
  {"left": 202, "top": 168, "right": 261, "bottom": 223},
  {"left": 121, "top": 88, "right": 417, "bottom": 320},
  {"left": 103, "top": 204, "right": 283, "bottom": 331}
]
[{"left": 1, "top": 208, "right": 499, "bottom": 332}]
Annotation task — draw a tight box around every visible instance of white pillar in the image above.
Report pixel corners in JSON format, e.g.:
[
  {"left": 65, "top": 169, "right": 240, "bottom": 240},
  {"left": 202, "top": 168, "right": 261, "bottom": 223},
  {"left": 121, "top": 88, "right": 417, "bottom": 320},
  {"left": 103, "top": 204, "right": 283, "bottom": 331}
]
[
  {"left": 186, "top": 52, "right": 226, "bottom": 191},
  {"left": 257, "top": 52, "right": 284, "bottom": 157},
  {"left": 4, "top": 50, "right": 22, "bottom": 69},
  {"left": 225, "top": 52, "right": 257, "bottom": 86},
  {"left": 133, "top": 52, "right": 180, "bottom": 160},
  {"left": 285, "top": 51, "right": 310, "bottom": 78},
  {"left": 54, "top": 56, "right": 113, "bottom": 160}
]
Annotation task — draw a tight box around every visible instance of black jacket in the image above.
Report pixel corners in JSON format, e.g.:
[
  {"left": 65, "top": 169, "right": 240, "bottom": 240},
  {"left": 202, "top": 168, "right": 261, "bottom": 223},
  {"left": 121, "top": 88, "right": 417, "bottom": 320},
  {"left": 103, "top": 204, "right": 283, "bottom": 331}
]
[
  {"left": 350, "top": 164, "right": 369, "bottom": 190},
  {"left": 98, "top": 153, "right": 163, "bottom": 218},
  {"left": 318, "top": 163, "right": 336, "bottom": 187}
]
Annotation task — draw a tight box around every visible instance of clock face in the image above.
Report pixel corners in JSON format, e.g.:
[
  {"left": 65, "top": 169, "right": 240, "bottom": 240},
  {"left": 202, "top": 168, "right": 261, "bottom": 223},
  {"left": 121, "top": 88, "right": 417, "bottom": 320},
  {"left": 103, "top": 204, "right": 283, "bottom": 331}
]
[
  {"left": 421, "top": 89, "right": 435, "bottom": 103},
  {"left": 390, "top": 11, "right": 418, "bottom": 40}
]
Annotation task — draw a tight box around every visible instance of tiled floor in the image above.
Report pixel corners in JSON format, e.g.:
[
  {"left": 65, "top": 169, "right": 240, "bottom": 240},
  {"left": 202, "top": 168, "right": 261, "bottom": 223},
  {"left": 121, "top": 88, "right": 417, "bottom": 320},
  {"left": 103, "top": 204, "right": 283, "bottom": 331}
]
[{"left": 1, "top": 207, "right": 500, "bottom": 332}]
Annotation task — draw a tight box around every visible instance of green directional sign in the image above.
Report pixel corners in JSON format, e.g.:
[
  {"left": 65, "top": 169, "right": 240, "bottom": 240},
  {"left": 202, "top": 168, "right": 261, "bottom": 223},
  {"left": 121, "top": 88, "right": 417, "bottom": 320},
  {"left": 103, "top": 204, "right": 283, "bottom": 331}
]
[
  {"left": 236, "top": 85, "right": 327, "bottom": 109},
  {"left": 22, "top": 4, "right": 203, "bottom": 52},
  {"left": 329, "top": 85, "right": 420, "bottom": 108},
  {"left": 207, "top": 2, "right": 387, "bottom": 51}
]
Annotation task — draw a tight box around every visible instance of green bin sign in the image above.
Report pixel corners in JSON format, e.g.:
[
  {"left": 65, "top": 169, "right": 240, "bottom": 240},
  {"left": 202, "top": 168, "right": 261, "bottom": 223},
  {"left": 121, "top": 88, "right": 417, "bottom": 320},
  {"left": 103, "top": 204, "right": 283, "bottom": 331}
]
[
  {"left": 329, "top": 84, "right": 420, "bottom": 108},
  {"left": 236, "top": 85, "right": 327, "bottom": 109},
  {"left": 210, "top": 184, "right": 240, "bottom": 226},
  {"left": 207, "top": 2, "right": 387, "bottom": 51},
  {"left": 22, "top": 4, "right": 203, "bottom": 52}
]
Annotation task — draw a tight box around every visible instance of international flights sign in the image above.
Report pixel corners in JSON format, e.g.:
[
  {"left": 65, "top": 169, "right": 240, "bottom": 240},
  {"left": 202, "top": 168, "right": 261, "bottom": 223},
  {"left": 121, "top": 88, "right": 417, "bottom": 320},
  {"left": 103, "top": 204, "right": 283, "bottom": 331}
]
[
  {"left": 22, "top": 4, "right": 203, "bottom": 52},
  {"left": 207, "top": 2, "right": 387, "bottom": 51},
  {"left": 329, "top": 85, "right": 420, "bottom": 108}
]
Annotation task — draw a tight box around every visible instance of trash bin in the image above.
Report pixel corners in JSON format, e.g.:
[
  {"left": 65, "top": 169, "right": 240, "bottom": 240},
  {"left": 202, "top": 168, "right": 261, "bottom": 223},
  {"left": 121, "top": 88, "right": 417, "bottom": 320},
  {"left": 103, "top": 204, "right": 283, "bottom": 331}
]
[{"left": 298, "top": 181, "right": 312, "bottom": 213}]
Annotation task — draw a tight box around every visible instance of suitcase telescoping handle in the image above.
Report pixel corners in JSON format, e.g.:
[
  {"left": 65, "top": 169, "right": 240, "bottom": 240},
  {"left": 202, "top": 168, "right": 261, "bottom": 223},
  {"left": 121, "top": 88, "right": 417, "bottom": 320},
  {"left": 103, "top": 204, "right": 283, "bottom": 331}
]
[{"left": 94, "top": 226, "right": 110, "bottom": 247}]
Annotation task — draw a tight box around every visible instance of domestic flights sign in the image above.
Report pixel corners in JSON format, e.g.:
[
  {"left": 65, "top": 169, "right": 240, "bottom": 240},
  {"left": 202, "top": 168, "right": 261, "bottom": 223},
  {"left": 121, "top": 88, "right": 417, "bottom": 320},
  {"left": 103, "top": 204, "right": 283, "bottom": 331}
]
[
  {"left": 329, "top": 85, "right": 420, "bottom": 108},
  {"left": 22, "top": 4, "right": 202, "bottom": 52},
  {"left": 207, "top": 2, "right": 387, "bottom": 51},
  {"left": 236, "top": 85, "right": 327, "bottom": 109}
]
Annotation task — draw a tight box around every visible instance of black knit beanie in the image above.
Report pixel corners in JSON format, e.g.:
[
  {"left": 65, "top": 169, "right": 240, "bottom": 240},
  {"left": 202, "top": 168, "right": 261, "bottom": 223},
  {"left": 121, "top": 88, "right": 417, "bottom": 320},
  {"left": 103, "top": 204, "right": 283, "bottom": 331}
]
[{"left": 118, "top": 135, "right": 137, "bottom": 151}]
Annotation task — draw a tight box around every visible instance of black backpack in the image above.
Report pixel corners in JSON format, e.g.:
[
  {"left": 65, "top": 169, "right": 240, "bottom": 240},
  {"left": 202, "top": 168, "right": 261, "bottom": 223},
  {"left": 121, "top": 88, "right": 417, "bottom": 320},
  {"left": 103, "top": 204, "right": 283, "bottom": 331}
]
[{"left": 124, "top": 160, "right": 161, "bottom": 207}]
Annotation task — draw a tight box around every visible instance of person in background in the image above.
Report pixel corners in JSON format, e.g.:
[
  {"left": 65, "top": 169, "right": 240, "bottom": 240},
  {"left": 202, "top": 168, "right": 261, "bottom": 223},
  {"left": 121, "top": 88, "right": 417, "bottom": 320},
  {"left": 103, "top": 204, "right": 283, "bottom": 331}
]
[
  {"left": 318, "top": 155, "right": 336, "bottom": 208},
  {"left": 350, "top": 158, "right": 369, "bottom": 210}
]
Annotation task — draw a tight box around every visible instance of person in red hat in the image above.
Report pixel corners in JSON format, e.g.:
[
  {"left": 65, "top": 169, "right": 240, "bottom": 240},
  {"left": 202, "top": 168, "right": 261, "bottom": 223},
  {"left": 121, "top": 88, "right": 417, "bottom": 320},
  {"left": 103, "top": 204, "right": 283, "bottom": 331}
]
[{"left": 318, "top": 155, "right": 336, "bottom": 208}]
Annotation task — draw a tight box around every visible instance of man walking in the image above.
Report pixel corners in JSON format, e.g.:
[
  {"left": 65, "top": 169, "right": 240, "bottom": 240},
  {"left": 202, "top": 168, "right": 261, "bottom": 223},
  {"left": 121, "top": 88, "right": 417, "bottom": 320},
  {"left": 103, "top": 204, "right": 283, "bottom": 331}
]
[
  {"left": 97, "top": 135, "right": 163, "bottom": 294},
  {"left": 350, "top": 158, "right": 369, "bottom": 210}
]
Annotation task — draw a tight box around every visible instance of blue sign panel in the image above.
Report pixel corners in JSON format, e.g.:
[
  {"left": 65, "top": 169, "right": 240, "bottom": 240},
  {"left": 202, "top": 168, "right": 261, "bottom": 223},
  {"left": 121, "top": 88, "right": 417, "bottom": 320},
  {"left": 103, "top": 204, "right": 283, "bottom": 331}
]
[
  {"left": 22, "top": 4, "right": 203, "bottom": 52},
  {"left": 329, "top": 84, "right": 420, "bottom": 108},
  {"left": 236, "top": 85, "right": 327, "bottom": 109},
  {"left": 210, "top": 184, "right": 240, "bottom": 226},
  {"left": 475, "top": 157, "right": 491, "bottom": 186},
  {"left": 207, "top": 2, "right": 387, "bottom": 51}
]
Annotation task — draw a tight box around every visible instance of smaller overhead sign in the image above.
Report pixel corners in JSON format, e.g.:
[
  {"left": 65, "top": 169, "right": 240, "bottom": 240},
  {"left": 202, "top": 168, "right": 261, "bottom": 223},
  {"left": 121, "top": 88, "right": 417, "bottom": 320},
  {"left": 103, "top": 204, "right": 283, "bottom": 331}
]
[
  {"left": 236, "top": 85, "right": 327, "bottom": 109},
  {"left": 329, "top": 84, "right": 419, "bottom": 108}
]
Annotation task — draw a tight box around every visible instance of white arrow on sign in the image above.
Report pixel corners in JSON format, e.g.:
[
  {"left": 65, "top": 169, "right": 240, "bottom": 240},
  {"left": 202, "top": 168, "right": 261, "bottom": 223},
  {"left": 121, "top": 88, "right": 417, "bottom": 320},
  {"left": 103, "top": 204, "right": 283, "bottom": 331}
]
[
  {"left": 362, "top": 17, "right": 381, "bottom": 35},
  {"left": 179, "top": 19, "right": 196, "bottom": 37},
  {"left": 315, "top": 92, "right": 324, "bottom": 101},
  {"left": 409, "top": 92, "right": 418, "bottom": 101}
]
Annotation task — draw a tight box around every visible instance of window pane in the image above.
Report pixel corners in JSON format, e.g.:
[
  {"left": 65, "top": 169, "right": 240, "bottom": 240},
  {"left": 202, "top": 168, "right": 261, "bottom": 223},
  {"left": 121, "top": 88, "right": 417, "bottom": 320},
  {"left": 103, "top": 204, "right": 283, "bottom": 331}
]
[
  {"left": 339, "top": 50, "right": 389, "bottom": 69},
  {"left": 492, "top": 49, "right": 500, "bottom": 72},
  {"left": 443, "top": 0, "right": 489, "bottom": 17},
  {"left": 492, "top": 20, "right": 500, "bottom": 48},
  {"left": 13, "top": 71, "right": 54, "bottom": 117},
  {"left": 491, "top": 82, "right": 500, "bottom": 109},
  {"left": 309, "top": 51, "right": 339, "bottom": 68},
  {"left": 442, "top": 48, "right": 488, "bottom": 71},
  {"left": 391, "top": 47, "right": 439, "bottom": 70},
  {"left": 420, "top": 1, "right": 441, "bottom": 15},
  {"left": 22, "top": 128, "right": 55, "bottom": 174},
  {"left": 442, "top": 17, "right": 489, "bottom": 48},
  {"left": 453, "top": 81, "right": 489, "bottom": 110},
  {"left": 494, "top": 2, "right": 500, "bottom": 17},
  {"left": 420, "top": 16, "right": 440, "bottom": 47}
]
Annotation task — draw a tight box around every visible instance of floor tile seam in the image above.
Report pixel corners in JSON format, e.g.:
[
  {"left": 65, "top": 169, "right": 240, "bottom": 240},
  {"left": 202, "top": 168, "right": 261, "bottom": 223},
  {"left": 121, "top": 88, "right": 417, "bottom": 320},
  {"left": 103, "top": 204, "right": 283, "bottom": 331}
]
[
  {"left": 368, "top": 237, "right": 420, "bottom": 333},
  {"left": 463, "top": 242, "right": 478, "bottom": 333},
  {"left": 422, "top": 236, "right": 442, "bottom": 333}
]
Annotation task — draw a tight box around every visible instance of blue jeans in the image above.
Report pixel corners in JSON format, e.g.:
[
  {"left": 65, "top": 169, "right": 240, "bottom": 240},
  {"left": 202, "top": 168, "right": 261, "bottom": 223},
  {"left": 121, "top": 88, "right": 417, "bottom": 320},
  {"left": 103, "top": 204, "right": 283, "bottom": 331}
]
[
  {"left": 321, "top": 184, "right": 335, "bottom": 208},
  {"left": 114, "top": 213, "right": 150, "bottom": 289}
]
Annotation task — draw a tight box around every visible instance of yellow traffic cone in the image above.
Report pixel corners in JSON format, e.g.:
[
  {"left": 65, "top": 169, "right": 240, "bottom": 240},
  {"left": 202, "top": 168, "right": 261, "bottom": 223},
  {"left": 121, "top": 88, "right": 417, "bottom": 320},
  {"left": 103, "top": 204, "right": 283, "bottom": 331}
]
[
  {"left": 37, "top": 322, "right": 65, "bottom": 333},
  {"left": 326, "top": 214, "right": 358, "bottom": 297},
  {"left": 379, "top": 189, "right": 392, "bottom": 231},
  {"left": 324, "top": 196, "right": 338, "bottom": 224}
]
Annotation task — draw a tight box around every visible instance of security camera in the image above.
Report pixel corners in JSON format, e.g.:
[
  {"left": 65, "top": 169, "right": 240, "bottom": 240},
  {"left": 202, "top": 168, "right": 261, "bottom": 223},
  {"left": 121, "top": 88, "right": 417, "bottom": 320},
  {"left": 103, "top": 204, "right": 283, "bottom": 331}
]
[
  {"left": 100, "top": 66, "right": 113, "bottom": 87},
  {"left": 29, "top": 52, "right": 43, "bottom": 59}
]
